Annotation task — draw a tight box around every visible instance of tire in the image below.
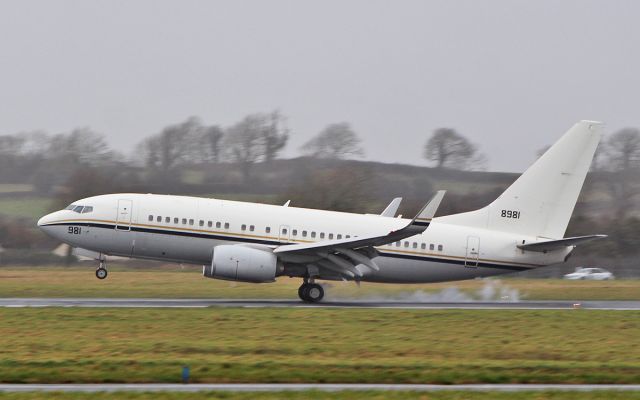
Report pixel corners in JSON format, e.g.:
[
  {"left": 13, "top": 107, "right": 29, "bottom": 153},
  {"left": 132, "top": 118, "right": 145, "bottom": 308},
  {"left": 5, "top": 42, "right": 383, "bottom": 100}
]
[
  {"left": 298, "top": 283, "right": 309, "bottom": 301},
  {"left": 96, "top": 268, "right": 108, "bottom": 280},
  {"left": 305, "top": 284, "right": 324, "bottom": 303}
]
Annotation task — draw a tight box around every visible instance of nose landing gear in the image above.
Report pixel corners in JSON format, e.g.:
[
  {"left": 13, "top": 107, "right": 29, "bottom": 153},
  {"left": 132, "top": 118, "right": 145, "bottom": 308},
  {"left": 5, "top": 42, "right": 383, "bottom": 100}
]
[
  {"left": 96, "top": 261, "right": 108, "bottom": 280},
  {"left": 298, "top": 281, "right": 324, "bottom": 303}
]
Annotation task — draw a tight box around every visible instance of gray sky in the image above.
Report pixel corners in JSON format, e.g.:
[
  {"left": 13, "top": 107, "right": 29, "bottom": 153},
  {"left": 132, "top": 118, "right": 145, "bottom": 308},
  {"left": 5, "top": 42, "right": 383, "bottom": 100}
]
[{"left": 1, "top": 0, "right": 638, "bottom": 172}]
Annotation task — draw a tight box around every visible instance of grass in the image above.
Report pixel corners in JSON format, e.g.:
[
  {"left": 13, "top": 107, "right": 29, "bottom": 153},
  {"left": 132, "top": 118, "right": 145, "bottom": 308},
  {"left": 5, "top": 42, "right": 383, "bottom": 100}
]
[
  {"left": 0, "top": 197, "right": 53, "bottom": 220},
  {"left": 0, "top": 267, "right": 638, "bottom": 300},
  {"left": 1, "top": 392, "right": 640, "bottom": 400},
  {"left": 0, "top": 308, "right": 638, "bottom": 384}
]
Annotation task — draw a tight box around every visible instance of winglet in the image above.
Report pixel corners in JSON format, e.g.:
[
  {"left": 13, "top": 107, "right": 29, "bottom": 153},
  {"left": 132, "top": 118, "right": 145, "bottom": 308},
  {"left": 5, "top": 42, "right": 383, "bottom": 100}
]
[
  {"left": 380, "top": 197, "right": 402, "bottom": 217},
  {"left": 283, "top": 200, "right": 291, "bottom": 207},
  {"left": 412, "top": 190, "right": 446, "bottom": 227}
]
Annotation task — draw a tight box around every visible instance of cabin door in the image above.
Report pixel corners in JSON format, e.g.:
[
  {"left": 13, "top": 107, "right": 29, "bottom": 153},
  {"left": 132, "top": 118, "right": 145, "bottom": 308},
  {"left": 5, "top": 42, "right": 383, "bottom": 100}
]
[
  {"left": 110, "top": 199, "right": 135, "bottom": 257},
  {"left": 115, "top": 200, "right": 133, "bottom": 231},
  {"left": 465, "top": 236, "right": 480, "bottom": 268}
]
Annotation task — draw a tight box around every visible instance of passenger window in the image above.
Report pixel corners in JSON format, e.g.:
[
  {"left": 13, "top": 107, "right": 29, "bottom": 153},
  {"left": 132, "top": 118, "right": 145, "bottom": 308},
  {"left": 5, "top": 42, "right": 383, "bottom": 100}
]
[
  {"left": 266, "top": 227, "right": 271, "bottom": 233},
  {"left": 320, "top": 233, "right": 325, "bottom": 239},
  {"left": 337, "top": 234, "right": 342, "bottom": 239},
  {"left": 282, "top": 228, "right": 288, "bottom": 235},
  {"left": 311, "top": 232, "right": 316, "bottom": 238},
  {"left": 165, "top": 217, "right": 170, "bottom": 223},
  {"left": 182, "top": 218, "right": 187, "bottom": 224},
  {"left": 302, "top": 230, "right": 307, "bottom": 237},
  {"left": 429, "top": 244, "right": 434, "bottom": 251},
  {"left": 438, "top": 244, "right": 443, "bottom": 251},
  {"left": 396, "top": 241, "right": 401, "bottom": 247},
  {"left": 216, "top": 222, "right": 221, "bottom": 228},
  {"left": 174, "top": 218, "right": 179, "bottom": 224},
  {"left": 224, "top": 222, "right": 229, "bottom": 229},
  {"left": 208, "top": 221, "right": 212, "bottom": 228},
  {"left": 156, "top": 216, "right": 162, "bottom": 222},
  {"left": 421, "top": 243, "right": 426, "bottom": 250},
  {"left": 413, "top": 242, "right": 417, "bottom": 249},
  {"left": 81, "top": 206, "right": 93, "bottom": 214},
  {"left": 199, "top": 220, "right": 204, "bottom": 227},
  {"left": 148, "top": 215, "right": 153, "bottom": 222},
  {"left": 241, "top": 224, "right": 246, "bottom": 231},
  {"left": 346, "top": 235, "right": 350, "bottom": 239},
  {"left": 404, "top": 241, "right": 409, "bottom": 248},
  {"left": 250, "top": 225, "right": 255, "bottom": 232},
  {"left": 189, "top": 219, "right": 194, "bottom": 225},
  {"left": 292, "top": 229, "right": 297, "bottom": 236},
  {"left": 329, "top": 233, "right": 334, "bottom": 239}
]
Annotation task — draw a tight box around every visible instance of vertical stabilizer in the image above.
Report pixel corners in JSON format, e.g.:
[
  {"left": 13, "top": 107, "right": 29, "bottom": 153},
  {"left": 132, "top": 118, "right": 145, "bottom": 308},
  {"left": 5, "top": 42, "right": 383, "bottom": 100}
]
[{"left": 438, "top": 121, "right": 603, "bottom": 239}]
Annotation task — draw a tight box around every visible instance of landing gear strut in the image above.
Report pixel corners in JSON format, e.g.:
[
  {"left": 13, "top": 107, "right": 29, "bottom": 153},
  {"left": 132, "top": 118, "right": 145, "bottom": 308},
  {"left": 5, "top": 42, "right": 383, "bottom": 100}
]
[
  {"left": 298, "top": 282, "right": 324, "bottom": 303},
  {"left": 96, "top": 261, "right": 108, "bottom": 280}
]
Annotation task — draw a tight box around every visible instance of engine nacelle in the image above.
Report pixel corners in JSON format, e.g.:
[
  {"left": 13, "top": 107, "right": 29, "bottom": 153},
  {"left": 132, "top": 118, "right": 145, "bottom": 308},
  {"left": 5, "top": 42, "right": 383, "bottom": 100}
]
[{"left": 203, "top": 245, "right": 277, "bottom": 283}]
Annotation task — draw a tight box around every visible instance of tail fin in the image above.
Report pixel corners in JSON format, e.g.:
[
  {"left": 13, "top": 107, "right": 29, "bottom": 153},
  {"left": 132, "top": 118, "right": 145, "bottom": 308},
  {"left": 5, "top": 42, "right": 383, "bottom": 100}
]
[{"left": 438, "top": 120, "right": 603, "bottom": 239}]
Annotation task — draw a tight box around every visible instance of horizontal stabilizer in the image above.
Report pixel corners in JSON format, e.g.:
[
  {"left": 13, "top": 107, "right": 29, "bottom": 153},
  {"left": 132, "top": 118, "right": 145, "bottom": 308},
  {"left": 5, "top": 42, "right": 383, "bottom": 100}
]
[{"left": 517, "top": 235, "right": 607, "bottom": 252}]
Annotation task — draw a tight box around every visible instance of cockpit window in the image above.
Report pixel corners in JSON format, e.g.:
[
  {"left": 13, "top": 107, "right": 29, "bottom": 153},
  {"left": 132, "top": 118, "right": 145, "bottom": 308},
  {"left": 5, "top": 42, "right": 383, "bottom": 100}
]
[
  {"left": 81, "top": 206, "right": 93, "bottom": 213},
  {"left": 73, "top": 205, "right": 84, "bottom": 213},
  {"left": 65, "top": 204, "right": 76, "bottom": 210}
]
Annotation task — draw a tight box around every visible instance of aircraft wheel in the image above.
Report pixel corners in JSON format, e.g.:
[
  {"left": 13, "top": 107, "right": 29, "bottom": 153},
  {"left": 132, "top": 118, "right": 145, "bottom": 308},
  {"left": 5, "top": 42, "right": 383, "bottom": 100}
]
[
  {"left": 305, "top": 283, "right": 324, "bottom": 303},
  {"left": 96, "top": 268, "right": 108, "bottom": 280},
  {"left": 298, "top": 283, "right": 309, "bottom": 301}
]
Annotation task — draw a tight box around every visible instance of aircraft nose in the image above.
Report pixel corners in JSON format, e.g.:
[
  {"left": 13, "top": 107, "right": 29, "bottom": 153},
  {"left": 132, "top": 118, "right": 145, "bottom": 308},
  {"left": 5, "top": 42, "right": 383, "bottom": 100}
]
[{"left": 37, "top": 213, "right": 54, "bottom": 228}]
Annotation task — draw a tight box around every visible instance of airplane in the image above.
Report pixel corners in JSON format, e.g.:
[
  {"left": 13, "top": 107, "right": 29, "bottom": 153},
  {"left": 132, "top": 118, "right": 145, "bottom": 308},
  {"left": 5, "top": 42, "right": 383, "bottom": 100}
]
[{"left": 37, "top": 120, "right": 606, "bottom": 302}]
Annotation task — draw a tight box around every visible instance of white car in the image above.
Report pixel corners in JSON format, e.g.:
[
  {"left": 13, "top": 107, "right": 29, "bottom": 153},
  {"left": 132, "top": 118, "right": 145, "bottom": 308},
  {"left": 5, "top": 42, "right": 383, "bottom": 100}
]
[{"left": 563, "top": 267, "right": 614, "bottom": 281}]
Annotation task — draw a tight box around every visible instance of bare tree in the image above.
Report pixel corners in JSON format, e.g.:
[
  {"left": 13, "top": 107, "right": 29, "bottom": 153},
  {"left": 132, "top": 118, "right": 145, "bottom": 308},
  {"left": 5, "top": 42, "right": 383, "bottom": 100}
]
[
  {"left": 48, "top": 127, "right": 117, "bottom": 166},
  {"left": 139, "top": 117, "right": 200, "bottom": 172},
  {"left": 301, "top": 123, "right": 364, "bottom": 159},
  {"left": 201, "top": 125, "right": 224, "bottom": 163},
  {"left": 424, "top": 128, "right": 486, "bottom": 170},
  {"left": 262, "top": 111, "right": 289, "bottom": 163},
  {"left": 604, "top": 127, "right": 640, "bottom": 171},
  {"left": 223, "top": 114, "right": 266, "bottom": 182},
  {"left": 222, "top": 112, "right": 289, "bottom": 181}
]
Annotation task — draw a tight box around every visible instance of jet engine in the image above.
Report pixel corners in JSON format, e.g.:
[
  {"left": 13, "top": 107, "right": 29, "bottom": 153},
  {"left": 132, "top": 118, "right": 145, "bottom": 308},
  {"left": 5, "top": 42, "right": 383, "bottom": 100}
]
[{"left": 203, "top": 245, "right": 278, "bottom": 283}]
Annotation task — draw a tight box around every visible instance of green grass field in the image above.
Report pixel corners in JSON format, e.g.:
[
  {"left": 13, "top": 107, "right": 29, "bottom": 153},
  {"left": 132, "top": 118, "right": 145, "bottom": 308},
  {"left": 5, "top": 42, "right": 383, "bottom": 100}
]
[
  {"left": 0, "top": 267, "right": 637, "bottom": 300},
  {"left": 1, "top": 392, "right": 640, "bottom": 400},
  {"left": 0, "top": 308, "right": 638, "bottom": 384}
]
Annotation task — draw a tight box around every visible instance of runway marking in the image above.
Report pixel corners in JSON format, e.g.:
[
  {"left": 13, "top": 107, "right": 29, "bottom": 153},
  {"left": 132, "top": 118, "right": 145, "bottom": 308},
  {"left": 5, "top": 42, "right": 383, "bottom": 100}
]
[
  {"left": 1, "top": 298, "right": 639, "bottom": 310},
  {"left": 1, "top": 384, "right": 640, "bottom": 392}
]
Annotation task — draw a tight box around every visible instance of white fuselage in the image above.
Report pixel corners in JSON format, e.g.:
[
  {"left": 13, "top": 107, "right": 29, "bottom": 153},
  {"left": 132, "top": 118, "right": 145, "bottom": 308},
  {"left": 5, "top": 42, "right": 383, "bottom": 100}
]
[{"left": 38, "top": 193, "right": 569, "bottom": 283}]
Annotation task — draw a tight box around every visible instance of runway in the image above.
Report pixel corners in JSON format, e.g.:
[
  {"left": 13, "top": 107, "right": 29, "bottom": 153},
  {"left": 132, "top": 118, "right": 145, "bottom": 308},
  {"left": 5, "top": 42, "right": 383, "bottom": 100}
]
[
  {"left": 1, "top": 384, "right": 640, "bottom": 392},
  {"left": 1, "top": 298, "right": 639, "bottom": 309}
]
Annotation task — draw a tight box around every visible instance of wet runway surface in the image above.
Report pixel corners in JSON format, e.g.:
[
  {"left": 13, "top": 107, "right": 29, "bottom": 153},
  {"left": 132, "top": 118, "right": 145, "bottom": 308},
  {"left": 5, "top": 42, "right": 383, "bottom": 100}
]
[
  {"left": 1, "top": 384, "right": 640, "bottom": 392},
  {"left": 1, "top": 298, "right": 639, "bottom": 309}
]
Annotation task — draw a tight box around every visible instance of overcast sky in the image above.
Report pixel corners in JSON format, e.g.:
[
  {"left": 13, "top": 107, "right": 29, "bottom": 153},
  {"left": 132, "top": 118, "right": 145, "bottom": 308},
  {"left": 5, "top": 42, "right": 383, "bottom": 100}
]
[{"left": 1, "top": 0, "right": 638, "bottom": 172}]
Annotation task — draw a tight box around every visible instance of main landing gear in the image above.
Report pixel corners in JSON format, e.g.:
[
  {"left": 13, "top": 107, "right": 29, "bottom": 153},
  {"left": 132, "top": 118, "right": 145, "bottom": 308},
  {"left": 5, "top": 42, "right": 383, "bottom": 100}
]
[
  {"left": 298, "top": 281, "right": 324, "bottom": 303},
  {"left": 96, "top": 261, "right": 108, "bottom": 280}
]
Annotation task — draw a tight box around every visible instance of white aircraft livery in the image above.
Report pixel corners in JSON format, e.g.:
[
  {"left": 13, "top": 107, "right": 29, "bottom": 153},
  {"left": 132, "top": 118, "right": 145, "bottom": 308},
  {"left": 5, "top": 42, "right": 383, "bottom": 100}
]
[{"left": 38, "top": 121, "right": 606, "bottom": 302}]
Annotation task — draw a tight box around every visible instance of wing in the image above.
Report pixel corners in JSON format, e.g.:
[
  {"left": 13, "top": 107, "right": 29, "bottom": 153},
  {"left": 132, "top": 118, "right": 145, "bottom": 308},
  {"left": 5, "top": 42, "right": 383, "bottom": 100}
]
[
  {"left": 380, "top": 197, "right": 402, "bottom": 217},
  {"left": 274, "top": 191, "right": 446, "bottom": 279},
  {"left": 517, "top": 234, "right": 607, "bottom": 252}
]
